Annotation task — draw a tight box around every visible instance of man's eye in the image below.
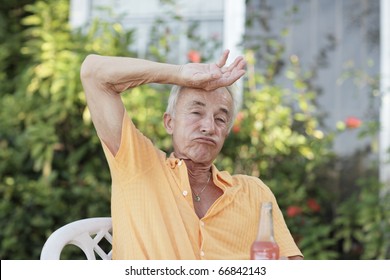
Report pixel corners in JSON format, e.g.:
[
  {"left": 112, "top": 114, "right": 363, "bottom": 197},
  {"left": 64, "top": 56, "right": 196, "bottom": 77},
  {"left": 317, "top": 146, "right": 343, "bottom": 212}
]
[
  {"left": 216, "top": 118, "right": 226, "bottom": 123},
  {"left": 191, "top": 111, "right": 200, "bottom": 115}
]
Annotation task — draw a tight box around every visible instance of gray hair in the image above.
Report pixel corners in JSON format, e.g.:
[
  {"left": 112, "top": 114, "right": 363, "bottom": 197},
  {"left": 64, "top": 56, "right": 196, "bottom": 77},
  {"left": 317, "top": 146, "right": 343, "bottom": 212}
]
[{"left": 166, "top": 84, "right": 240, "bottom": 131}]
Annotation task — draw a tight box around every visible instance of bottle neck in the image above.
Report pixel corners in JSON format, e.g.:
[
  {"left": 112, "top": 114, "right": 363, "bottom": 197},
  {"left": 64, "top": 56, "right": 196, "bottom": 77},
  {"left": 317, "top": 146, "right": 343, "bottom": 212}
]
[{"left": 256, "top": 202, "right": 276, "bottom": 242}]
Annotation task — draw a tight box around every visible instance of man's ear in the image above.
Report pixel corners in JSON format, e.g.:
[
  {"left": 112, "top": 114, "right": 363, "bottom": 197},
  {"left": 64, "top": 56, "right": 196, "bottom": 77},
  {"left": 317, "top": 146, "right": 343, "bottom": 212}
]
[{"left": 163, "top": 112, "right": 174, "bottom": 135}]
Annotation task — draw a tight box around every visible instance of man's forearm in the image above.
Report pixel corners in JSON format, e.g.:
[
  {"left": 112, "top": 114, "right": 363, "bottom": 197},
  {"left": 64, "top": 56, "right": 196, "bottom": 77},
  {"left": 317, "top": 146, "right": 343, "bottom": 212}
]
[{"left": 80, "top": 54, "right": 182, "bottom": 94}]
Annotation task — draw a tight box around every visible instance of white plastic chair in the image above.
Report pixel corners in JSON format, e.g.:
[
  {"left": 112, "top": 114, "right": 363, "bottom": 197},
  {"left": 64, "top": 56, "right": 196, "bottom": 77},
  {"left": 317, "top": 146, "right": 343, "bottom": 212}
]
[{"left": 40, "top": 217, "right": 112, "bottom": 260}]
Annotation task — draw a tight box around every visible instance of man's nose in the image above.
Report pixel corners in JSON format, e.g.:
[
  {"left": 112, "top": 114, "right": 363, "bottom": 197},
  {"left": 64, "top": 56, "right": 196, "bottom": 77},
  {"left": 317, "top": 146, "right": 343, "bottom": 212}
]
[{"left": 200, "top": 115, "right": 216, "bottom": 135}]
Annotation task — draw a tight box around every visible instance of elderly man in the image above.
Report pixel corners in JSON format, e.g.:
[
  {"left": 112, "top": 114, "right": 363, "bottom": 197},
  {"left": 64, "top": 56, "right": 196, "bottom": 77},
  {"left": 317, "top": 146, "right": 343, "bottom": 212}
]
[{"left": 80, "top": 50, "right": 303, "bottom": 260}]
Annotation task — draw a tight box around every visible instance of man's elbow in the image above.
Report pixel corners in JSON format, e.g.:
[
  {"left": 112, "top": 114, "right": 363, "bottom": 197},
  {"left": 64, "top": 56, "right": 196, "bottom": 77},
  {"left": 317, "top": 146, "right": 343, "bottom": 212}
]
[{"left": 80, "top": 54, "right": 101, "bottom": 81}]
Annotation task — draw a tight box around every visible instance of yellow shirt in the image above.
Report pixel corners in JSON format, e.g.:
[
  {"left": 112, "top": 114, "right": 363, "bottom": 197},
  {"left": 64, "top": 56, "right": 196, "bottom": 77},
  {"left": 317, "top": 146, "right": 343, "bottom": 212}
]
[{"left": 101, "top": 113, "right": 302, "bottom": 259}]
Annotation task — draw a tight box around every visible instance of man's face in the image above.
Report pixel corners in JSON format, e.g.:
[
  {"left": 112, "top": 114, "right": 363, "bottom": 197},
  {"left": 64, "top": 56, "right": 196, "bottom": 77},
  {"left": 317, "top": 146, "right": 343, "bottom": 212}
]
[{"left": 164, "top": 87, "right": 233, "bottom": 165}]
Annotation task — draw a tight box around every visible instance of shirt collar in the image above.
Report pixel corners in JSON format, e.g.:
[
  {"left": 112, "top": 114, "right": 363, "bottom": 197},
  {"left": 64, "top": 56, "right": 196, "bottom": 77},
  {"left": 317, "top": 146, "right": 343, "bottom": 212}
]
[{"left": 211, "top": 165, "right": 233, "bottom": 187}]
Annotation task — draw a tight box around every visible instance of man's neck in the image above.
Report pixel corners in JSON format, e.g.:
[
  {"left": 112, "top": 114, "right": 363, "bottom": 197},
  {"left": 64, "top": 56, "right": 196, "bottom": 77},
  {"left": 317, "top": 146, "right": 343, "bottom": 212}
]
[{"left": 183, "top": 158, "right": 211, "bottom": 173}]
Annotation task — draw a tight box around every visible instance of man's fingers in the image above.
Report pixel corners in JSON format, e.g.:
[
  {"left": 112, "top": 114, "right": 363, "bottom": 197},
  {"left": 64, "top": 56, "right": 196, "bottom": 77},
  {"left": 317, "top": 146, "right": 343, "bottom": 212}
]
[
  {"left": 233, "top": 69, "right": 246, "bottom": 80},
  {"left": 226, "top": 56, "right": 245, "bottom": 72},
  {"left": 184, "top": 52, "right": 245, "bottom": 90},
  {"left": 237, "top": 58, "right": 246, "bottom": 69},
  {"left": 221, "top": 56, "right": 246, "bottom": 74},
  {"left": 216, "top": 49, "right": 230, "bottom": 68},
  {"left": 205, "top": 69, "right": 246, "bottom": 90}
]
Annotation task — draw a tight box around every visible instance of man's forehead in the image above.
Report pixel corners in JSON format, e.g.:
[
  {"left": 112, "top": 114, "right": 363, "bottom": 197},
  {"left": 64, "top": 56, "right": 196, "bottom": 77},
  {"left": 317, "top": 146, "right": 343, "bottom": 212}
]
[
  {"left": 179, "top": 87, "right": 232, "bottom": 106},
  {"left": 188, "top": 100, "right": 206, "bottom": 107}
]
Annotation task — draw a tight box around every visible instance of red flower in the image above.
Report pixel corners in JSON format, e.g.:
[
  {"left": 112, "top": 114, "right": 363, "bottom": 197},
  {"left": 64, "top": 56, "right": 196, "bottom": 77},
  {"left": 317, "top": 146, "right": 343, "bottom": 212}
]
[
  {"left": 345, "top": 117, "right": 362, "bottom": 129},
  {"left": 232, "top": 112, "right": 244, "bottom": 134},
  {"left": 287, "top": 206, "right": 302, "bottom": 218},
  {"left": 187, "top": 50, "right": 201, "bottom": 63},
  {"left": 307, "top": 198, "right": 321, "bottom": 212},
  {"left": 236, "top": 111, "right": 244, "bottom": 122},
  {"left": 232, "top": 124, "right": 240, "bottom": 134}
]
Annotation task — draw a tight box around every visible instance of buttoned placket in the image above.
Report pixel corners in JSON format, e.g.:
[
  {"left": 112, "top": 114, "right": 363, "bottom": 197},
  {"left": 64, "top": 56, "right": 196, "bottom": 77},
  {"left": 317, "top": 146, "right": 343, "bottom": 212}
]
[
  {"left": 179, "top": 160, "right": 188, "bottom": 197},
  {"left": 199, "top": 219, "right": 206, "bottom": 259},
  {"left": 168, "top": 159, "right": 191, "bottom": 201},
  {"left": 175, "top": 159, "right": 206, "bottom": 258},
  {"left": 177, "top": 160, "right": 193, "bottom": 203}
]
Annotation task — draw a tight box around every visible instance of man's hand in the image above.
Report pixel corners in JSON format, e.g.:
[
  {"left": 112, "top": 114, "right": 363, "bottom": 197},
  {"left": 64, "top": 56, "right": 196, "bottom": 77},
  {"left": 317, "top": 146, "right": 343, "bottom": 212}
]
[{"left": 179, "top": 49, "right": 246, "bottom": 91}]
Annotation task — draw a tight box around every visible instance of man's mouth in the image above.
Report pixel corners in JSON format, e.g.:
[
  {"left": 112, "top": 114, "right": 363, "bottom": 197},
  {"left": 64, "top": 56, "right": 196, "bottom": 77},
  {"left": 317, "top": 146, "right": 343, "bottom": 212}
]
[{"left": 194, "top": 137, "right": 217, "bottom": 145}]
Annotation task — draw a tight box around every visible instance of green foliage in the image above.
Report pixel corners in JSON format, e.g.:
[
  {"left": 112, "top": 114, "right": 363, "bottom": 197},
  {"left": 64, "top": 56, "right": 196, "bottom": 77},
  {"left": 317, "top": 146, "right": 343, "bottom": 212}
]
[
  {"left": 334, "top": 176, "right": 390, "bottom": 259},
  {"left": 0, "top": 0, "right": 134, "bottom": 259},
  {"left": 0, "top": 0, "right": 36, "bottom": 95}
]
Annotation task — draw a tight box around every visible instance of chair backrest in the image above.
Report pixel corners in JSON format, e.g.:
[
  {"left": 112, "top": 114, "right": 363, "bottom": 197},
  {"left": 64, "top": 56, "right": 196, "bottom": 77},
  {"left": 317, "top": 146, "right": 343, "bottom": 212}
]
[{"left": 40, "top": 217, "right": 112, "bottom": 260}]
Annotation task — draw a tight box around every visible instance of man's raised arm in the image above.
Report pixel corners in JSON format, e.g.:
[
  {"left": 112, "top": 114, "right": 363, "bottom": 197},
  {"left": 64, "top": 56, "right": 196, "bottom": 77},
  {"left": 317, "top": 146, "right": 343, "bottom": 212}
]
[{"left": 80, "top": 50, "right": 246, "bottom": 155}]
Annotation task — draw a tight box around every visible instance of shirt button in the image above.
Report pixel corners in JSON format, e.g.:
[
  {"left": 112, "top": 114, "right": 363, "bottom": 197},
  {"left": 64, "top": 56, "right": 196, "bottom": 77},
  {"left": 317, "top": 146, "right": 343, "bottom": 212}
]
[
  {"left": 200, "top": 251, "right": 205, "bottom": 257},
  {"left": 182, "top": 190, "right": 188, "bottom": 196},
  {"left": 200, "top": 221, "right": 205, "bottom": 227},
  {"left": 178, "top": 160, "right": 183, "bottom": 166}
]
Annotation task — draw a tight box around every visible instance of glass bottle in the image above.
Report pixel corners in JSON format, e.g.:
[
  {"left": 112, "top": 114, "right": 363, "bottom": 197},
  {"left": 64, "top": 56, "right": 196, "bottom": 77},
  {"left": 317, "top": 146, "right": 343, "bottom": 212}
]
[{"left": 250, "top": 202, "right": 280, "bottom": 260}]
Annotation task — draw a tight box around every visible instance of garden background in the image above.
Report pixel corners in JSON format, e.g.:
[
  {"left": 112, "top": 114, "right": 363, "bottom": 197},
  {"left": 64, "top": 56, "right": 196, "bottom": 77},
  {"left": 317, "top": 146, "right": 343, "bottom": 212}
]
[{"left": 0, "top": 0, "right": 389, "bottom": 260}]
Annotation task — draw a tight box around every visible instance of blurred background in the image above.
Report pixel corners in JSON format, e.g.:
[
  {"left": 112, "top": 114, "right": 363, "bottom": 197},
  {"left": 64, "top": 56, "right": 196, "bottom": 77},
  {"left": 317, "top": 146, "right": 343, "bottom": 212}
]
[{"left": 0, "top": 0, "right": 389, "bottom": 259}]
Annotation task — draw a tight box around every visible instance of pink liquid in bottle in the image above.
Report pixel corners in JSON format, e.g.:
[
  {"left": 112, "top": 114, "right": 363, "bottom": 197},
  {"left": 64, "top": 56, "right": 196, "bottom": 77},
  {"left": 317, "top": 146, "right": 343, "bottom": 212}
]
[{"left": 250, "top": 241, "right": 280, "bottom": 260}]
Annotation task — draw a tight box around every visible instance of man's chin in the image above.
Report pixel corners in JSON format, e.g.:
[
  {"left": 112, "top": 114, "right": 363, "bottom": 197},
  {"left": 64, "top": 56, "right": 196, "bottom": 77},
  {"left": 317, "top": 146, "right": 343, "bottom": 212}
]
[
  {"left": 175, "top": 153, "right": 214, "bottom": 164},
  {"left": 188, "top": 153, "right": 216, "bottom": 165},
  {"left": 174, "top": 147, "right": 219, "bottom": 164}
]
